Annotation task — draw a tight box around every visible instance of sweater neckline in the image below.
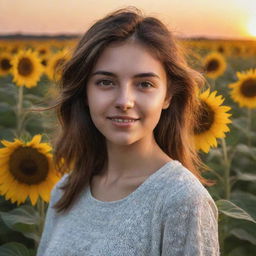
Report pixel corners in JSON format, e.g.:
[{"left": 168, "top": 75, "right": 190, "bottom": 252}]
[{"left": 87, "top": 160, "right": 180, "bottom": 207}]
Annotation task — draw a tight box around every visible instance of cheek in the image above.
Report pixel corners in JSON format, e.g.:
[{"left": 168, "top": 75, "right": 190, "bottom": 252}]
[
  {"left": 142, "top": 93, "right": 165, "bottom": 113},
  {"left": 140, "top": 95, "right": 165, "bottom": 124},
  {"left": 87, "top": 90, "right": 109, "bottom": 115}
]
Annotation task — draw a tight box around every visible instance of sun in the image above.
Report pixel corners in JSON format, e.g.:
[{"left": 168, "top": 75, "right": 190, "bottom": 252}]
[{"left": 247, "top": 16, "right": 256, "bottom": 37}]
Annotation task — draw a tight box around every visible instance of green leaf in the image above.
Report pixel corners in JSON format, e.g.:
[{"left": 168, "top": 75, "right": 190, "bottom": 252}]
[
  {"left": 0, "top": 205, "right": 41, "bottom": 243},
  {"left": 235, "top": 144, "right": 256, "bottom": 161},
  {"left": 231, "top": 191, "right": 256, "bottom": 220},
  {"left": 231, "top": 117, "right": 247, "bottom": 133},
  {"left": 227, "top": 245, "right": 253, "bottom": 256},
  {"left": 230, "top": 228, "right": 256, "bottom": 245},
  {"left": 0, "top": 102, "right": 13, "bottom": 112},
  {"left": 0, "top": 87, "right": 16, "bottom": 105},
  {"left": 0, "top": 102, "right": 16, "bottom": 127},
  {"left": 24, "top": 93, "right": 44, "bottom": 103},
  {"left": 236, "top": 172, "right": 256, "bottom": 182},
  {"left": 0, "top": 242, "right": 31, "bottom": 256},
  {"left": 216, "top": 199, "right": 256, "bottom": 223},
  {"left": 0, "top": 205, "right": 40, "bottom": 225},
  {"left": 206, "top": 148, "right": 223, "bottom": 160},
  {"left": 227, "top": 217, "right": 256, "bottom": 246}
]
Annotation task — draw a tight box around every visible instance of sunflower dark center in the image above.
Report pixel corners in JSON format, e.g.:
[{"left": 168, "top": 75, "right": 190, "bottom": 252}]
[
  {"left": 11, "top": 48, "right": 18, "bottom": 54},
  {"left": 41, "top": 59, "right": 47, "bottom": 66},
  {"left": 194, "top": 101, "right": 215, "bottom": 134},
  {"left": 20, "top": 161, "right": 37, "bottom": 175},
  {"left": 9, "top": 146, "right": 49, "bottom": 185},
  {"left": 217, "top": 46, "right": 224, "bottom": 53},
  {"left": 205, "top": 59, "right": 220, "bottom": 72},
  {"left": 18, "top": 57, "right": 33, "bottom": 76},
  {"left": 1, "top": 58, "right": 12, "bottom": 70},
  {"left": 240, "top": 78, "right": 256, "bottom": 97},
  {"left": 39, "top": 49, "right": 46, "bottom": 55}
]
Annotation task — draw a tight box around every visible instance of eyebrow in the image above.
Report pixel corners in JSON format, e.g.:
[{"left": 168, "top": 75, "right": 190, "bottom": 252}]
[{"left": 90, "top": 70, "right": 161, "bottom": 79}]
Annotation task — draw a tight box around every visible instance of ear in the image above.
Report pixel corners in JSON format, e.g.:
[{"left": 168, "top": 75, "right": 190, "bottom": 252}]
[
  {"left": 162, "top": 80, "right": 172, "bottom": 110},
  {"left": 162, "top": 94, "right": 172, "bottom": 110}
]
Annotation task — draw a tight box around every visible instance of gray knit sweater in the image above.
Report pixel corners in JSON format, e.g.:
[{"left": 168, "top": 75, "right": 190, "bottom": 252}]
[{"left": 36, "top": 160, "right": 220, "bottom": 256}]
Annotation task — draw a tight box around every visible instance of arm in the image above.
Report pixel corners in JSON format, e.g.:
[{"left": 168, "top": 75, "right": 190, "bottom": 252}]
[
  {"left": 161, "top": 192, "right": 220, "bottom": 256},
  {"left": 36, "top": 174, "right": 68, "bottom": 256},
  {"left": 36, "top": 195, "right": 57, "bottom": 256}
]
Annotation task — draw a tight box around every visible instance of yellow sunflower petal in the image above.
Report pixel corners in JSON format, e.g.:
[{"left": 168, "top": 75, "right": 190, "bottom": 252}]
[
  {"left": 228, "top": 69, "right": 256, "bottom": 109},
  {"left": 29, "top": 185, "right": 39, "bottom": 206},
  {"left": 1, "top": 139, "right": 23, "bottom": 148},
  {"left": 27, "top": 134, "right": 42, "bottom": 147},
  {"left": 0, "top": 136, "right": 59, "bottom": 205},
  {"left": 194, "top": 89, "right": 232, "bottom": 152},
  {"left": 11, "top": 49, "right": 44, "bottom": 88}
]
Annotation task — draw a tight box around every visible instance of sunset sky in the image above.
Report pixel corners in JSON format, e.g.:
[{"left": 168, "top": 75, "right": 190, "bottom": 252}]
[{"left": 1, "top": 0, "right": 256, "bottom": 39}]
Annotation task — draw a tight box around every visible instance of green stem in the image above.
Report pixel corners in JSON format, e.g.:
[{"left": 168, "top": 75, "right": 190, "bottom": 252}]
[
  {"left": 36, "top": 197, "right": 45, "bottom": 247},
  {"left": 16, "top": 85, "right": 24, "bottom": 137},
  {"left": 247, "top": 108, "right": 252, "bottom": 147},
  {"left": 220, "top": 137, "right": 231, "bottom": 200},
  {"left": 219, "top": 214, "right": 229, "bottom": 255},
  {"left": 210, "top": 78, "right": 216, "bottom": 90},
  {"left": 219, "top": 137, "right": 231, "bottom": 254}
]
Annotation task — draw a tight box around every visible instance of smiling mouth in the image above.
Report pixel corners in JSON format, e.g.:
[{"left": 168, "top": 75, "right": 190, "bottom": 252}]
[{"left": 107, "top": 118, "right": 139, "bottom": 123}]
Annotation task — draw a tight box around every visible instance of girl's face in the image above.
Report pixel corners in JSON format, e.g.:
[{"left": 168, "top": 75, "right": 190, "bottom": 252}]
[{"left": 86, "top": 40, "right": 171, "bottom": 146}]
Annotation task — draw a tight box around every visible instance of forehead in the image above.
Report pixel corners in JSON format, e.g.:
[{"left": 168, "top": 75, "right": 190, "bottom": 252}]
[{"left": 92, "top": 41, "right": 166, "bottom": 80}]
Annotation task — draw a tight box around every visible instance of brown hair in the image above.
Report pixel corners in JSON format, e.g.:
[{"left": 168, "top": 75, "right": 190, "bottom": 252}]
[{"left": 47, "top": 6, "right": 216, "bottom": 214}]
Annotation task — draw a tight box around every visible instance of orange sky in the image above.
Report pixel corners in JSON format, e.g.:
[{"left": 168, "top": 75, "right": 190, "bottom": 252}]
[{"left": 0, "top": 0, "right": 256, "bottom": 39}]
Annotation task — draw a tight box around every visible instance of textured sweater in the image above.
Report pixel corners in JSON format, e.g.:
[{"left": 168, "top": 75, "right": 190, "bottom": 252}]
[{"left": 36, "top": 160, "right": 220, "bottom": 256}]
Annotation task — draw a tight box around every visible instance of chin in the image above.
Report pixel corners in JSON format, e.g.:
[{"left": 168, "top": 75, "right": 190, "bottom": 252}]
[{"left": 106, "top": 136, "right": 139, "bottom": 146}]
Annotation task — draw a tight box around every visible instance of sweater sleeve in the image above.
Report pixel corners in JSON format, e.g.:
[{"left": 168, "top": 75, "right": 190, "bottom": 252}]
[
  {"left": 36, "top": 174, "right": 68, "bottom": 256},
  {"left": 161, "top": 191, "right": 220, "bottom": 256}
]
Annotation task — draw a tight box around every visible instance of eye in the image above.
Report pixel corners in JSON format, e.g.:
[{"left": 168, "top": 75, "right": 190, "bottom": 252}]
[
  {"left": 138, "top": 81, "right": 154, "bottom": 88},
  {"left": 95, "top": 79, "right": 114, "bottom": 87}
]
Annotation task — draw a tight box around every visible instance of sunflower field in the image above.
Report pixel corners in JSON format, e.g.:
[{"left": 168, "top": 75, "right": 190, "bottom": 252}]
[{"left": 0, "top": 37, "right": 256, "bottom": 255}]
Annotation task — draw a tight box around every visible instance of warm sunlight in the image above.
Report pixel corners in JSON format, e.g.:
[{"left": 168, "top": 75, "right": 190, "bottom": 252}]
[{"left": 248, "top": 16, "right": 256, "bottom": 37}]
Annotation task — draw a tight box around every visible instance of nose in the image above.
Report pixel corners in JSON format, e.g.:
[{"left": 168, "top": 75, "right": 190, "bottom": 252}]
[{"left": 115, "top": 85, "right": 134, "bottom": 111}]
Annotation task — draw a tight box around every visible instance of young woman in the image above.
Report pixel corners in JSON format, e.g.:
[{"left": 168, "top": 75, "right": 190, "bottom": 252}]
[{"left": 36, "top": 7, "right": 220, "bottom": 256}]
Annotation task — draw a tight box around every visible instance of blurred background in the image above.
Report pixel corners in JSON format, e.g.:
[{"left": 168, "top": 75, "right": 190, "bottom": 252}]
[
  {"left": 1, "top": 0, "right": 256, "bottom": 39},
  {"left": 0, "top": 1, "right": 255, "bottom": 255}
]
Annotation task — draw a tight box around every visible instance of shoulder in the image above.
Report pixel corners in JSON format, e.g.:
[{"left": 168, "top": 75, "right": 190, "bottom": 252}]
[
  {"left": 49, "top": 173, "right": 70, "bottom": 207},
  {"left": 160, "top": 161, "right": 218, "bottom": 219}
]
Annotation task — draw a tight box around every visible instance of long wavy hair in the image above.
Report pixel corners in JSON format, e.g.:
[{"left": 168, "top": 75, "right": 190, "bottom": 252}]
[{"left": 46, "top": 6, "right": 216, "bottom": 214}]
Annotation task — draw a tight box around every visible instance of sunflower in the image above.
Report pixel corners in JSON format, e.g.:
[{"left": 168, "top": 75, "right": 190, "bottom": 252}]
[
  {"left": 0, "top": 135, "right": 61, "bottom": 206},
  {"left": 9, "top": 45, "right": 20, "bottom": 55},
  {"left": 214, "top": 42, "right": 229, "bottom": 56},
  {"left": 45, "top": 48, "right": 71, "bottom": 81},
  {"left": 193, "top": 88, "right": 232, "bottom": 153},
  {"left": 0, "top": 52, "right": 12, "bottom": 76},
  {"left": 202, "top": 52, "right": 227, "bottom": 79},
  {"left": 228, "top": 69, "right": 256, "bottom": 109},
  {"left": 217, "top": 45, "right": 225, "bottom": 54},
  {"left": 11, "top": 49, "right": 44, "bottom": 88},
  {"left": 37, "top": 52, "right": 51, "bottom": 75},
  {"left": 40, "top": 54, "right": 50, "bottom": 68},
  {"left": 35, "top": 44, "right": 51, "bottom": 56}
]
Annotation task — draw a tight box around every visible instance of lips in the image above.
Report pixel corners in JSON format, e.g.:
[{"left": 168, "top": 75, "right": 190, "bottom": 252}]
[
  {"left": 107, "top": 116, "right": 140, "bottom": 120},
  {"left": 108, "top": 118, "right": 139, "bottom": 126}
]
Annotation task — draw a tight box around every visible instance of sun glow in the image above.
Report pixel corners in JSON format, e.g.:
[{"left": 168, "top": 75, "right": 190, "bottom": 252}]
[{"left": 248, "top": 16, "right": 256, "bottom": 37}]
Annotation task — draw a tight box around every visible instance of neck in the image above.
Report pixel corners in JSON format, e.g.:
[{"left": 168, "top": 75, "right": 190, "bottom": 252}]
[{"left": 101, "top": 134, "right": 172, "bottom": 183}]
